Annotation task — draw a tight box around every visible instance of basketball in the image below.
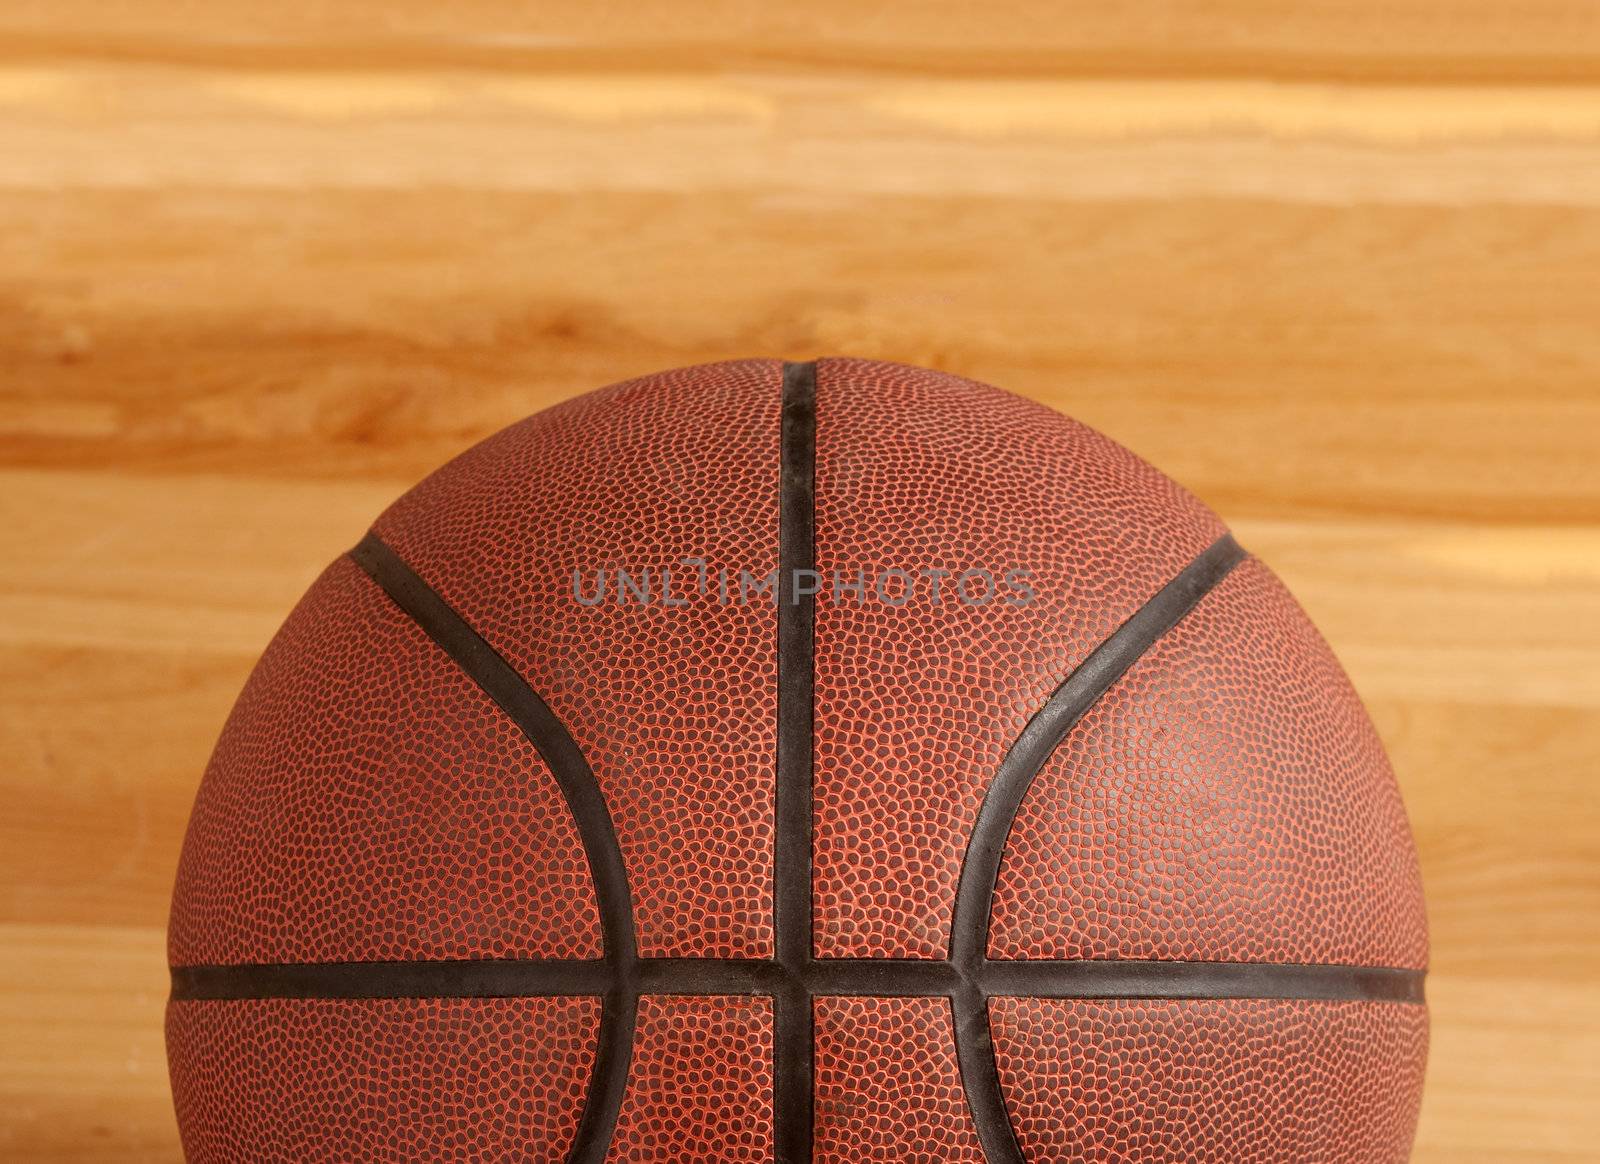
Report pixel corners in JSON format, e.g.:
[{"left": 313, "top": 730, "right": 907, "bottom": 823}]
[{"left": 166, "top": 358, "right": 1428, "bottom": 1161}]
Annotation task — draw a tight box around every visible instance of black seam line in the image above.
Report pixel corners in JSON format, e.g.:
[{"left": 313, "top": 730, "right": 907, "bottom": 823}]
[
  {"left": 774, "top": 360, "right": 817, "bottom": 1164},
  {"left": 169, "top": 959, "right": 1425, "bottom": 1004},
  {"left": 349, "top": 535, "right": 638, "bottom": 966},
  {"left": 949, "top": 531, "right": 1251, "bottom": 973},
  {"left": 949, "top": 531, "right": 1248, "bottom": 1164},
  {"left": 347, "top": 534, "right": 635, "bottom": 1164}
]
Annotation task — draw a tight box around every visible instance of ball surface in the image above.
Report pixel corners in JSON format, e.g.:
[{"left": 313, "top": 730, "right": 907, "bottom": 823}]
[{"left": 167, "top": 358, "right": 1427, "bottom": 1162}]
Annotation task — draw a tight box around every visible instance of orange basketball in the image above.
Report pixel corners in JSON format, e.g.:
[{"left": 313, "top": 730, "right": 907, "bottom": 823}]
[{"left": 168, "top": 359, "right": 1428, "bottom": 1161}]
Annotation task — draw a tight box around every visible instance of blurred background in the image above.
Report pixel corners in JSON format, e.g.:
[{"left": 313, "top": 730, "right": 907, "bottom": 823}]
[{"left": 2, "top": 2, "right": 1597, "bottom": 1160}]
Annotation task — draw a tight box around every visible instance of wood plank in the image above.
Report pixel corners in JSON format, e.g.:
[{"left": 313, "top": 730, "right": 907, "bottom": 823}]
[
  {"left": 1414, "top": 974, "right": 1600, "bottom": 1161},
  {"left": 1, "top": 925, "right": 175, "bottom": 1163},
  {"left": 5, "top": 64, "right": 1600, "bottom": 209},
  {"left": 4, "top": 3, "right": 1600, "bottom": 81},
  {"left": 3, "top": 192, "right": 1599, "bottom": 525}
]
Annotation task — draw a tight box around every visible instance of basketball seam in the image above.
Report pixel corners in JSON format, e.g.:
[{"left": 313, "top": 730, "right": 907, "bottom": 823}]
[
  {"left": 775, "top": 360, "right": 818, "bottom": 1164},
  {"left": 170, "top": 958, "right": 1426, "bottom": 1004},
  {"left": 948, "top": 532, "right": 1247, "bottom": 1164},
  {"left": 347, "top": 534, "right": 636, "bottom": 1164}
]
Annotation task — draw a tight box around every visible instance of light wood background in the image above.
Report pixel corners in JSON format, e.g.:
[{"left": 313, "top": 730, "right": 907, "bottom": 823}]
[{"left": 3, "top": 3, "right": 1598, "bottom": 1160}]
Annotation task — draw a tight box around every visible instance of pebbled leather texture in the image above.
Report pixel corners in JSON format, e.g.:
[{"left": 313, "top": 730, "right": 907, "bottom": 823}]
[{"left": 167, "top": 358, "right": 1428, "bottom": 1162}]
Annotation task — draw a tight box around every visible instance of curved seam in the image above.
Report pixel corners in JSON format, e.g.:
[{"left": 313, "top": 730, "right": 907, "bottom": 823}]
[
  {"left": 348, "top": 534, "right": 636, "bottom": 1164},
  {"left": 949, "top": 532, "right": 1248, "bottom": 1164},
  {"left": 951, "top": 978, "right": 1014, "bottom": 1164}
]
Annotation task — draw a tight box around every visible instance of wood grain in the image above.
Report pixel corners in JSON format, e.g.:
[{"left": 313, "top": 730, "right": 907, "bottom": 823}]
[{"left": 2, "top": 7, "right": 1598, "bottom": 1161}]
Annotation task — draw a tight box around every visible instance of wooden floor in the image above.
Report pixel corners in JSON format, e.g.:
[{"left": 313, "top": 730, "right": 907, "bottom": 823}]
[{"left": 2, "top": 3, "right": 1598, "bottom": 1160}]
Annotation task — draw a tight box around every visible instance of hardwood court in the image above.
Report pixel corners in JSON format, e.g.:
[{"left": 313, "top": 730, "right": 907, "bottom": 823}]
[{"left": 1, "top": 3, "right": 1597, "bottom": 1159}]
